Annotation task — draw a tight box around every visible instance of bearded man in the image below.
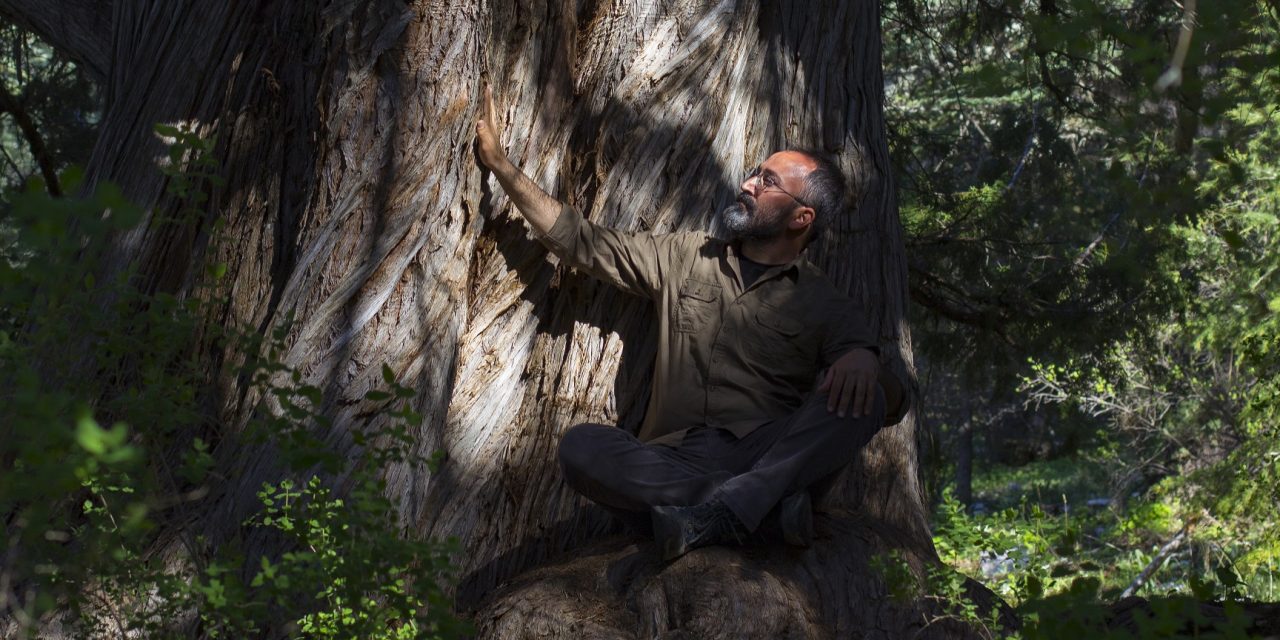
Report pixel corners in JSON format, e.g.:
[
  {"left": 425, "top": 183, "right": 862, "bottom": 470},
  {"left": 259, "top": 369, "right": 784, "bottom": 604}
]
[{"left": 474, "top": 87, "right": 907, "bottom": 561}]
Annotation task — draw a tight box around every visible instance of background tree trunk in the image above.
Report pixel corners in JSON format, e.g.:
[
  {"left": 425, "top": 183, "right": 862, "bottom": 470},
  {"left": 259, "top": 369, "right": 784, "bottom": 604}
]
[
  {"left": 1, "top": 0, "right": 994, "bottom": 637},
  {"left": 956, "top": 423, "right": 974, "bottom": 509}
]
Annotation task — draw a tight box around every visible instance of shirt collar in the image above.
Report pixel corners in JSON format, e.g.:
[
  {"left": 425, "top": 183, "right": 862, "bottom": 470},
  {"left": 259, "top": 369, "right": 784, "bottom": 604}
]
[{"left": 725, "top": 240, "right": 805, "bottom": 282}]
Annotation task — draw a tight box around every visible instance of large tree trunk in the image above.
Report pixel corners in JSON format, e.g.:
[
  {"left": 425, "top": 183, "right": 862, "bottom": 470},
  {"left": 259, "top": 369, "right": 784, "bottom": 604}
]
[{"left": 1, "top": 0, "right": 994, "bottom": 637}]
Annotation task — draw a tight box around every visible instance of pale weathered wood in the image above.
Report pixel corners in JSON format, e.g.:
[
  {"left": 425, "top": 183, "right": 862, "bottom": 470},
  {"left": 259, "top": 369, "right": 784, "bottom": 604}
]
[{"left": 2, "top": 1, "right": 973, "bottom": 637}]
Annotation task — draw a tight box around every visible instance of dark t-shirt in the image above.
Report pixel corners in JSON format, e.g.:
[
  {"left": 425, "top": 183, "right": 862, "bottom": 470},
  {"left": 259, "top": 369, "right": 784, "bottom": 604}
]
[{"left": 737, "top": 253, "right": 781, "bottom": 289}]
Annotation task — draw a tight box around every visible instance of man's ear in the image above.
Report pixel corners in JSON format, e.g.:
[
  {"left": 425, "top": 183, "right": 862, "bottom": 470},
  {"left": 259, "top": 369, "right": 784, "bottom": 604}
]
[{"left": 791, "top": 206, "right": 816, "bottom": 231}]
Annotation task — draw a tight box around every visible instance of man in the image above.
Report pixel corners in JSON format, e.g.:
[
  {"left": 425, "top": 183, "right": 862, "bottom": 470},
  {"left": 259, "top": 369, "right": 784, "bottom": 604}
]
[{"left": 474, "top": 86, "right": 907, "bottom": 561}]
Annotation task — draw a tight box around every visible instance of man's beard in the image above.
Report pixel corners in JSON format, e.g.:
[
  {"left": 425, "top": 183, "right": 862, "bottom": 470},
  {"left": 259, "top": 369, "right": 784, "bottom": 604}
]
[{"left": 720, "top": 193, "right": 791, "bottom": 241}]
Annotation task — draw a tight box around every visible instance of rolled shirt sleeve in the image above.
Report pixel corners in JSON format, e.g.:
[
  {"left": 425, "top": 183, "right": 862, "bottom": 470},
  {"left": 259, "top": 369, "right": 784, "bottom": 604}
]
[
  {"left": 539, "top": 203, "right": 677, "bottom": 301},
  {"left": 878, "top": 343, "right": 914, "bottom": 426},
  {"left": 821, "top": 300, "right": 914, "bottom": 426}
]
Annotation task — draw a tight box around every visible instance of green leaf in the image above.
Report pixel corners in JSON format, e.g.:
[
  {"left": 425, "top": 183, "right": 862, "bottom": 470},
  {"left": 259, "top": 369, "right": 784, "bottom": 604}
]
[
  {"left": 59, "top": 165, "right": 85, "bottom": 192},
  {"left": 1219, "top": 226, "right": 1247, "bottom": 250},
  {"left": 101, "top": 443, "right": 140, "bottom": 465},
  {"left": 1215, "top": 565, "right": 1243, "bottom": 587},
  {"left": 99, "top": 182, "right": 144, "bottom": 229},
  {"left": 75, "top": 412, "right": 109, "bottom": 455},
  {"left": 1025, "top": 574, "right": 1044, "bottom": 600},
  {"left": 1189, "top": 574, "right": 1216, "bottom": 600},
  {"left": 381, "top": 363, "right": 396, "bottom": 385},
  {"left": 299, "top": 385, "right": 323, "bottom": 405}
]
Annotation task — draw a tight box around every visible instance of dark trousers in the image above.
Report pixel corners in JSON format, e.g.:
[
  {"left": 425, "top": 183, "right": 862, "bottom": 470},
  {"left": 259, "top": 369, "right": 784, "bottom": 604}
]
[{"left": 557, "top": 387, "right": 886, "bottom": 532}]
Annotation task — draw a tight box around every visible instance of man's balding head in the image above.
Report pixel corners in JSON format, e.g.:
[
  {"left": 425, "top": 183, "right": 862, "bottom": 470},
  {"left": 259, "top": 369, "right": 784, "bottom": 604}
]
[
  {"left": 723, "top": 149, "right": 848, "bottom": 247},
  {"left": 788, "top": 149, "right": 848, "bottom": 246}
]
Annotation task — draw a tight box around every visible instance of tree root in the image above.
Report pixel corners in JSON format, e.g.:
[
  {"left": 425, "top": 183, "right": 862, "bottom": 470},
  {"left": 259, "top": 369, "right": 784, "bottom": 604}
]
[{"left": 473, "top": 512, "right": 1013, "bottom": 640}]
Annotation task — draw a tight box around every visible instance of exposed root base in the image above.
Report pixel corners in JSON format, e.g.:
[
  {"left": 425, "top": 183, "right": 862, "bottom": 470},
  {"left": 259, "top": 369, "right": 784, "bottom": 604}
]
[{"left": 473, "top": 513, "right": 997, "bottom": 640}]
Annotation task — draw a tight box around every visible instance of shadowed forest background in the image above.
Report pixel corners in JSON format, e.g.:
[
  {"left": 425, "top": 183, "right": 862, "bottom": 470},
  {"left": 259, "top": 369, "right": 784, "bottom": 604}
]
[{"left": 1, "top": 0, "right": 1278, "bottom": 638}]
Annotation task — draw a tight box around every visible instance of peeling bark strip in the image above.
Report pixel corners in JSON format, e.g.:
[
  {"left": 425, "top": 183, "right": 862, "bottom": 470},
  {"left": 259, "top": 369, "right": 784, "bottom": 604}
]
[{"left": 0, "top": 0, "right": 956, "bottom": 637}]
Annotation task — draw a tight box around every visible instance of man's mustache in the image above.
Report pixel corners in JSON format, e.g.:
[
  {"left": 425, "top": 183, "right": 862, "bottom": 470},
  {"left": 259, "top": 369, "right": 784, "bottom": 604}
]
[{"left": 736, "top": 192, "right": 756, "bottom": 213}]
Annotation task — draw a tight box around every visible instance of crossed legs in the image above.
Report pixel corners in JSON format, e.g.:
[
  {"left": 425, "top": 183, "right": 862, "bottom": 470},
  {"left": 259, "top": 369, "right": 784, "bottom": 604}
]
[{"left": 557, "top": 387, "right": 887, "bottom": 536}]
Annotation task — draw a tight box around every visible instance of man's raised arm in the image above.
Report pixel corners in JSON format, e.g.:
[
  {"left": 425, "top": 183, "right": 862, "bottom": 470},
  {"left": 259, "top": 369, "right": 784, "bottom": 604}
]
[
  {"left": 472, "top": 84, "right": 679, "bottom": 302},
  {"left": 474, "top": 84, "right": 560, "bottom": 234}
]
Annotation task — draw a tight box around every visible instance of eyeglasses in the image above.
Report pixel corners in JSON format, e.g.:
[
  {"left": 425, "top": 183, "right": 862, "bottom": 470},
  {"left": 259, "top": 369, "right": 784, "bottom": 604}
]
[{"left": 746, "top": 166, "right": 810, "bottom": 208}]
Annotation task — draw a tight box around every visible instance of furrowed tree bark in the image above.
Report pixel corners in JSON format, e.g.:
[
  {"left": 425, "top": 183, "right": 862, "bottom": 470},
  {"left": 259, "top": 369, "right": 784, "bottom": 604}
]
[{"left": 2, "top": 1, "right": 1003, "bottom": 637}]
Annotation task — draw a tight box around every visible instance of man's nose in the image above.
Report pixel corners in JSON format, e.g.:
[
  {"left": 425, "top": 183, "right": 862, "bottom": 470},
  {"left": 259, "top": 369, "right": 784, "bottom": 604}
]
[{"left": 740, "top": 175, "right": 757, "bottom": 194}]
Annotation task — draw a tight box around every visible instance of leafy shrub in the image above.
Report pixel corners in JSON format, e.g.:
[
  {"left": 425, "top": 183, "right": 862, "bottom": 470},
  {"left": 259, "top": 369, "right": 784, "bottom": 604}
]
[{"left": 0, "top": 127, "right": 466, "bottom": 638}]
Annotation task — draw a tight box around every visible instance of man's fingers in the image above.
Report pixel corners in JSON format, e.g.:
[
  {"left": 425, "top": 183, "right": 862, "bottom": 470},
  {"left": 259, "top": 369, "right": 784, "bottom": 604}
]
[
  {"left": 476, "top": 85, "right": 491, "bottom": 139},
  {"left": 825, "top": 370, "right": 844, "bottom": 410},
  {"left": 817, "top": 368, "right": 832, "bottom": 393},
  {"left": 485, "top": 84, "right": 498, "bottom": 131},
  {"left": 854, "top": 376, "right": 870, "bottom": 417},
  {"left": 837, "top": 375, "right": 856, "bottom": 417}
]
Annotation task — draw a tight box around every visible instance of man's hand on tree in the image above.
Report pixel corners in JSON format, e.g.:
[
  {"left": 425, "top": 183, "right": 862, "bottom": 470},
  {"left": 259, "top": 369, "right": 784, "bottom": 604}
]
[
  {"left": 817, "top": 348, "right": 879, "bottom": 418},
  {"left": 470, "top": 83, "right": 561, "bottom": 234},
  {"left": 475, "top": 84, "right": 507, "bottom": 170}
]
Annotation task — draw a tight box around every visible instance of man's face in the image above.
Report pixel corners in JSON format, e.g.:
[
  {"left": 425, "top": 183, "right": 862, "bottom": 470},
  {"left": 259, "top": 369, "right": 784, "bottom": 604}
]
[{"left": 720, "top": 151, "right": 817, "bottom": 241}]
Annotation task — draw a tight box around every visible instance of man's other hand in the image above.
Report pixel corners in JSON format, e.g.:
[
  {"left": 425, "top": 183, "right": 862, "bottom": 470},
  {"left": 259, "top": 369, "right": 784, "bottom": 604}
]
[
  {"left": 817, "top": 348, "right": 879, "bottom": 418},
  {"left": 475, "top": 84, "right": 506, "bottom": 170}
]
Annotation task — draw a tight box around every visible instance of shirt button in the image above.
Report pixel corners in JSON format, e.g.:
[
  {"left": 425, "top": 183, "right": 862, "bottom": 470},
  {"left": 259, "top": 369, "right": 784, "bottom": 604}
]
[{"left": 708, "top": 385, "right": 718, "bottom": 392}]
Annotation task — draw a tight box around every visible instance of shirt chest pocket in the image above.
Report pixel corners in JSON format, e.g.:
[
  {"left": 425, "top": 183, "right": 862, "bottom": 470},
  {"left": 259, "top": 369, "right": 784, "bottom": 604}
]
[
  {"left": 756, "top": 307, "right": 802, "bottom": 337},
  {"left": 676, "top": 279, "right": 721, "bottom": 333},
  {"left": 747, "top": 305, "right": 814, "bottom": 370}
]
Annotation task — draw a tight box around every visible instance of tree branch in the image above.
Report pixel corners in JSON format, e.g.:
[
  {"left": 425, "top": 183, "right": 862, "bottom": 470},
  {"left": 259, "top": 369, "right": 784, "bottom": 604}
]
[
  {"left": 0, "top": 0, "right": 112, "bottom": 83},
  {"left": 907, "top": 267, "right": 1016, "bottom": 345},
  {"left": 0, "top": 84, "right": 61, "bottom": 196},
  {"left": 1119, "top": 525, "right": 1189, "bottom": 599}
]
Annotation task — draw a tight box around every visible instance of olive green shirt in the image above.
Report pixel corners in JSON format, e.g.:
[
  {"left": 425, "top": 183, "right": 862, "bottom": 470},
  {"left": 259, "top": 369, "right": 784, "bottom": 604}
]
[{"left": 541, "top": 204, "right": 885, "bottom": 443}]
